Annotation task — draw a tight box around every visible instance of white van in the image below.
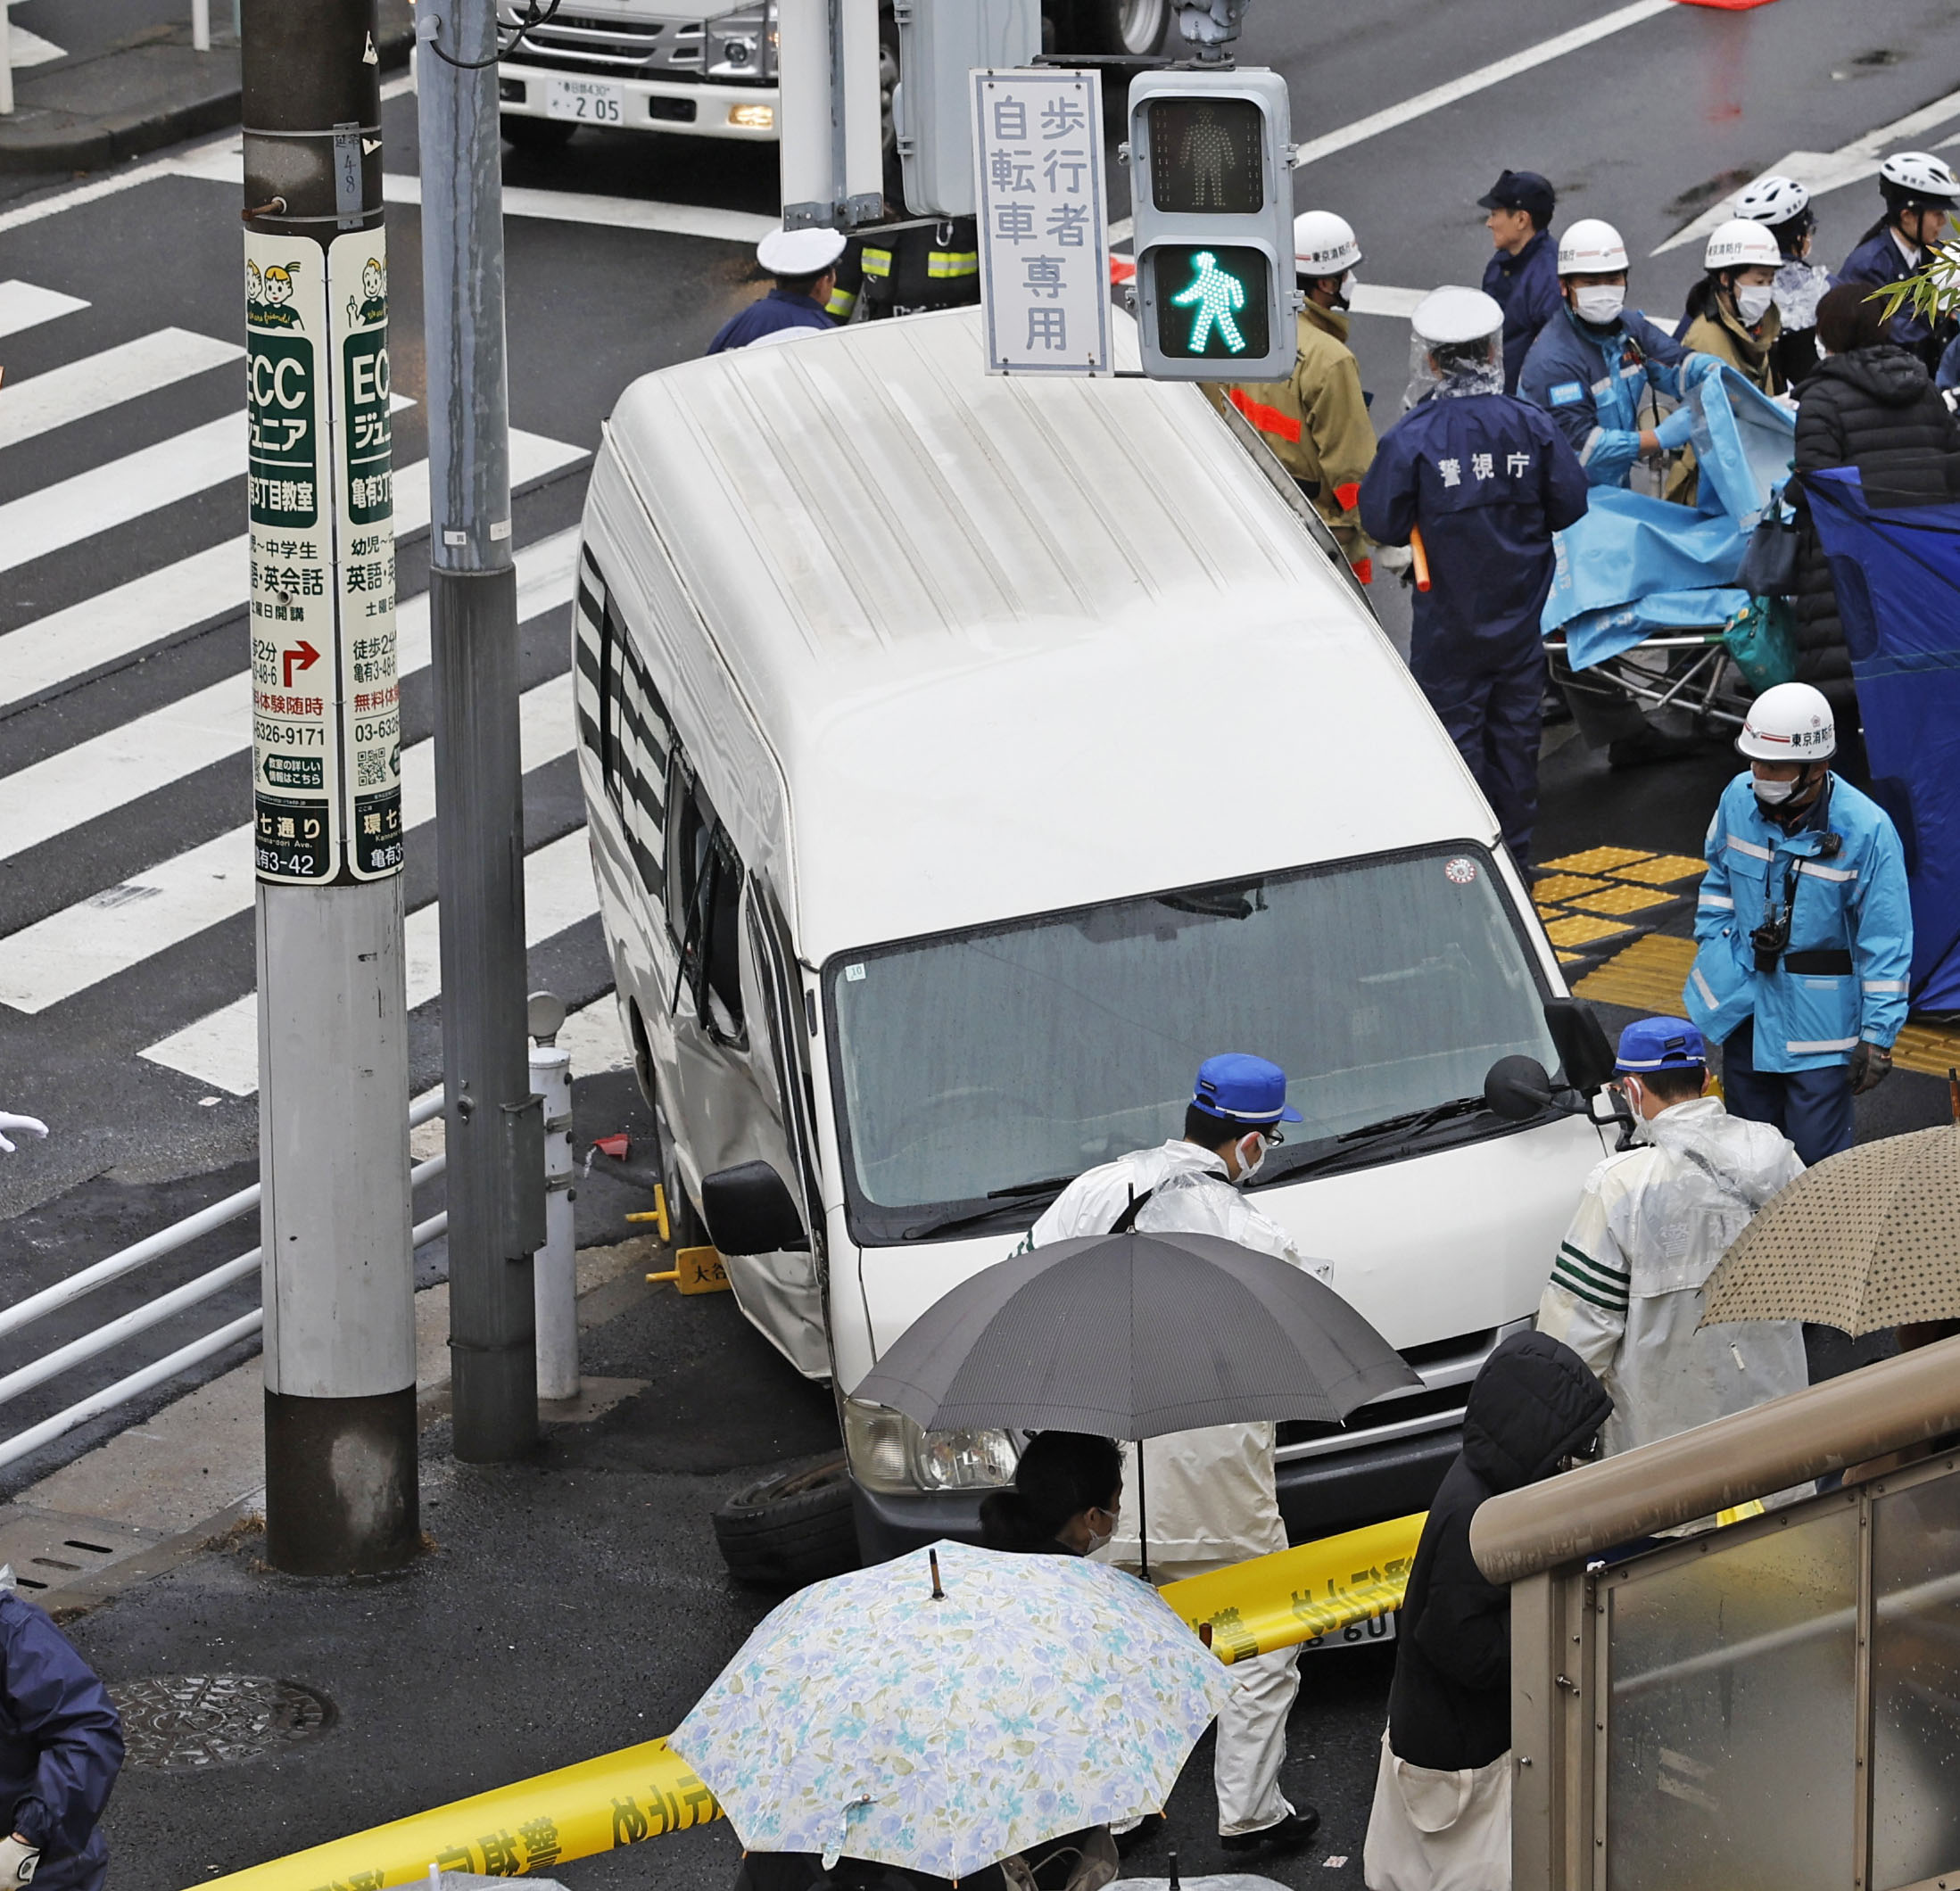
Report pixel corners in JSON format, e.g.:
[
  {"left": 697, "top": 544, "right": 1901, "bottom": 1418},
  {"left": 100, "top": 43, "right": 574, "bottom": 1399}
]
[{"left": 574, "top": 307, "right": 1618, "bottom": 1564}]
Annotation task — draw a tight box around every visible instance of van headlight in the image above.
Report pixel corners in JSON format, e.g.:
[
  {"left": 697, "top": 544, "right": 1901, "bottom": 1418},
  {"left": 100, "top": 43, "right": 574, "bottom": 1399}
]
[{"left": 844, "top": 1399, "right": 1019, "bottom": 1494}]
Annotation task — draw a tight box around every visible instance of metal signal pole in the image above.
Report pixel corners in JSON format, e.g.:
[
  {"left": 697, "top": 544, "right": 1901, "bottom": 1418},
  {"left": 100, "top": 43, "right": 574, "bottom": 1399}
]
[
  {"left": 242, "top": 0, "right": 419, "bottom": 1571},
  {"left": 417, "top": 0, "right": 544, "bottom": 1460}
]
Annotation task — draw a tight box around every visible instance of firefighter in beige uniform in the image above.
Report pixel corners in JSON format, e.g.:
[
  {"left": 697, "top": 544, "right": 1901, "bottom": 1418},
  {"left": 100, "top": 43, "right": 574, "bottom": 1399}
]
[
  {"left": 1536, "top": 1016, "right": 1808, "bottom": 1462},
  {"left": 1029, "top": 1054, "right": 1325, "bottom": 1856},
  {"left": 1221, "top": 211, "right": 1378, "bottom": 580}
]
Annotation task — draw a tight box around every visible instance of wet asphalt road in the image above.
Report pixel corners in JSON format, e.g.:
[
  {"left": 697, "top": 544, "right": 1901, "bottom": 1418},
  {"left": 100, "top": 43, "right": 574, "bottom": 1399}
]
[{"left": 9, "top": 1, "right": 1960, "bottom": 1884}]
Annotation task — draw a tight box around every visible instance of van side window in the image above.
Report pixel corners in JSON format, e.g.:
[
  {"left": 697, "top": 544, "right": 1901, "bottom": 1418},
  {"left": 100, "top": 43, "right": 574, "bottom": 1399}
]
[
  {"left": 666, "top": 770, "right": 746, "bottom": 1046},
  {"left": 575, "top": 549, "right": 674, "bottom": 901}
]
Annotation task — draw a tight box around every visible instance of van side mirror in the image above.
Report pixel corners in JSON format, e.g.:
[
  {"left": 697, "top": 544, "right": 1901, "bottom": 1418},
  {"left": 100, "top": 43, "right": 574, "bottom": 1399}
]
[
  {"left": 1484, "top": 1055, "right": 1561, "bottom": 1123},
  {"left": 700, "top": 1160, "right": 809, "bottom": 1256},
  {"left": 1542, "top": 997, "right": 1617, "bottom": 1096}
]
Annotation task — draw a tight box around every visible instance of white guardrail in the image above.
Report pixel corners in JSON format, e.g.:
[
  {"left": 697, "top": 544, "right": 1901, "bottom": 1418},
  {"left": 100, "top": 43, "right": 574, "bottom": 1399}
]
[{"left": 0, "top": 1089, "right": 451, "bottom": 1474}]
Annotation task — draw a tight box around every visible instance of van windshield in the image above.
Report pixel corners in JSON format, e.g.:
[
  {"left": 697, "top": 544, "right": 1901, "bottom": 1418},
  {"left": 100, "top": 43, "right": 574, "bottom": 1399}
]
[{"left": 825, "top": 845, "right": 1561, "bottom": 1244}]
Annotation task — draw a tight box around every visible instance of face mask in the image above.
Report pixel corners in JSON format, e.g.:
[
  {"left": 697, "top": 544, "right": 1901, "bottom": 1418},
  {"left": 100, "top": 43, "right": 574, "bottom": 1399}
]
[
  {"left": 1573, "top": 285, "right": 1625, "bottom": 326},
  {"left": 1753, "top": 773, "right": 1799, "bottom": 806},
  {"left": 1736, "top": 284, "right": 1775, "bottom": 326},
  {"left": 1083, "top": 1509, "right": 1116, "bottom": 1554},
  {"left": 1333, "top": 271, "right": 1356, "bottom": 310},
  {"left": 1234, "top": 1133, "right": 1269, "bottom": 1184}
]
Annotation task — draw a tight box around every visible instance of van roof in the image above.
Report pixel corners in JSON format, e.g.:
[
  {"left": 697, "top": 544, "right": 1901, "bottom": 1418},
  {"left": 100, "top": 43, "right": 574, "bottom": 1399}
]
[{"left": 599, "top": 308, "right": 1501, "bottom": 962}]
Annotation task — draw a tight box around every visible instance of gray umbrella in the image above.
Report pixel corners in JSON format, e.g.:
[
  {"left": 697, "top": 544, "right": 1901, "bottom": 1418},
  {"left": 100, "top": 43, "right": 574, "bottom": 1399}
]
[{"left": 853, "top": 1228, "right": 1418, "bottom": 1439}]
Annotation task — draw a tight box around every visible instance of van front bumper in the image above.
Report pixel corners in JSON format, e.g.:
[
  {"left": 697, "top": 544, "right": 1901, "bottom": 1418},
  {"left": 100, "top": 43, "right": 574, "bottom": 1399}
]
[
  {"left": 849, "top": 1424, "right": 1461, "bottom": 1568},
  {"left": 497, "top": 64, "right": 781, "bottom": 140}
]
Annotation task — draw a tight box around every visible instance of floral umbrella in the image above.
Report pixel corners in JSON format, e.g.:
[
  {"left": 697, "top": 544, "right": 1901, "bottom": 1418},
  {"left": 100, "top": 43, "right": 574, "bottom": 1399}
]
[{"left": 670, "top": 1539, "right": 1231, "bottom": 1879}]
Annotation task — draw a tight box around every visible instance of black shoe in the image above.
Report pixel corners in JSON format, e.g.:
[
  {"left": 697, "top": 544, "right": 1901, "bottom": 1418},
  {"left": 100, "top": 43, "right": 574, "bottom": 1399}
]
[
  {"left": 1113, "top": 1813, "right": 1165, "bottom": 1857},
  {"left": 1220, "top": 1807, "right": 1321, "bottom": 1854},
  {"left": 1609, "top": 725, "right": 1701, "bottom": 770}
]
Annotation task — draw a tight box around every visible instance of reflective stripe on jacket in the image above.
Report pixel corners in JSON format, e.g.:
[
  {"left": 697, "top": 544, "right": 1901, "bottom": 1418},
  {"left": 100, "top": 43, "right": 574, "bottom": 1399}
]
[
  {"left": 1221, "top": 301, "right": 1377, "bottom": 566},
  {"left": 1685, "top": 770, "right": 1914, "bottom": 1069}
]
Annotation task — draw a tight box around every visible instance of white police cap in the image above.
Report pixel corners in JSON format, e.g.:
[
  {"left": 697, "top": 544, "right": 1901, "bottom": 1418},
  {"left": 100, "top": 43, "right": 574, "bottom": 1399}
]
[
  {"left": 1411, "top": 285, "right": 1505, "bottom": 347},
  {"left": 757, "top": 225, "right": 848, "bottom": 276}
]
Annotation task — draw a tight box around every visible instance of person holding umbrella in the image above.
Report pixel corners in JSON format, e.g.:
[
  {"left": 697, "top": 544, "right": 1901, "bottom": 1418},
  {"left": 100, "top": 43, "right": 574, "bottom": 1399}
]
[{"left": 1025, "top": 1053, "right": 1323, "bottom": 1860}]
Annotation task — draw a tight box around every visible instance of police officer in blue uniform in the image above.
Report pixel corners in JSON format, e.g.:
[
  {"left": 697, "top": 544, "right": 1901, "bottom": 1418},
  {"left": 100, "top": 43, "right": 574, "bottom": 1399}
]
[
  {"left": 1686, "top": 683, "right": 1913, "bottom": 1165},
  {"left": 707, "top": 226, "right": 847, "bottom": 354},
  {"left": 1836, "top": 152, "right": 1960, "bottom": 376},
  {"left": 1360, "top": 287, "right": 1588, "bottom": 868},
  {"left": 1477, "top": 169, "right": 1559, "bottom": 395},
  {"left": 0, "top": 1586, "right": 123, "bottom": 1891}
]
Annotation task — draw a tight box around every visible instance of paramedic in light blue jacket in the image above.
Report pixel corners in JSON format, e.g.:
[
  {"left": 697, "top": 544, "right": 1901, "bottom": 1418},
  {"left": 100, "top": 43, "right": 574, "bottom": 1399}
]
[{"left": 1685, "top": 683, "right": 1913, "bottom": 1165}]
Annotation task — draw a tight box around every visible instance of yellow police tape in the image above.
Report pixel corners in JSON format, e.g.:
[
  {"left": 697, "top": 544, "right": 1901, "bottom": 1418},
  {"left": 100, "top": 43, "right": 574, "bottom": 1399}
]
[{"left": 194, "top": 1512, "right": 1423, "bottom": 1891}]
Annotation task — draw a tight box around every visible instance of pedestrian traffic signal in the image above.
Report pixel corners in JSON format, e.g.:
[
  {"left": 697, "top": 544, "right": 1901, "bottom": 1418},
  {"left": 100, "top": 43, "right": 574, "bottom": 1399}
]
[{"left": 1125, "top": 70, "right": 1294, "bottom": 381}]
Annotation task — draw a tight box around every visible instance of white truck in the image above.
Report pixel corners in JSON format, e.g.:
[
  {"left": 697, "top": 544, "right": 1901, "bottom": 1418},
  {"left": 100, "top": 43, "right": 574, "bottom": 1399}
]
[{"left": 495, "top": 0, "right": 1170, "bottom": 149}]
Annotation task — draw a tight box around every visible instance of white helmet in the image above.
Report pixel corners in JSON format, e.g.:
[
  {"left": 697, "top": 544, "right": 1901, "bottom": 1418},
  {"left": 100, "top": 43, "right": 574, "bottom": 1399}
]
[
  {"left": 1294, "top": 210, "right": 1361, "bottom": 277},
  {"left": 1879, "top": 151, "right": 1960, "bottom": 205},
  {"left": 1412, "top": 285, "right": 1504, "bottom": 346},
  {"left": 1557, "top": 218, "right": 1630, "bottom": 276},
  {"left": 1735, "top": 174, "right": 1811, "bottom": 227},
  {"left": 1736, "top": 681, "right": 1836, "bottom": 761},
  {"left": 1704, "top": 218, "right": 1783, "bottom": 274}
]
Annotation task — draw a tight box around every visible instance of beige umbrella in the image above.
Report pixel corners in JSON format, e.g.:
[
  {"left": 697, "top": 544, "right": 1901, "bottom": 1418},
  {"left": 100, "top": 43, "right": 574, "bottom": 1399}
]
[{"left": 1700, "top": 1122, "right": 1960, "bottom": 1336}]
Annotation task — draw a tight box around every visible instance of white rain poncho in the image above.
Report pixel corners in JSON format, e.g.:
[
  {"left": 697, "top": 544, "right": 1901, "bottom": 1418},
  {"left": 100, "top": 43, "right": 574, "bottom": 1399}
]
[
  {"left": 1029, "top": 1137, "right": 1328, "bottom": 1565},
  {"left": 1537, "top": 1095, "right": 1808, "bottom": 1458},
  {"left": 1402, "top": 285, "right": 1506, "bottom": 410}
]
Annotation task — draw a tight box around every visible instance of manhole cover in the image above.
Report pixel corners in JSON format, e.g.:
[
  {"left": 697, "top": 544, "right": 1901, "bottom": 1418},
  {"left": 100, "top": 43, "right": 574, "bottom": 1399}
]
[{"left": 111, "top": 1674, "right": 335, "bottom": 1770}]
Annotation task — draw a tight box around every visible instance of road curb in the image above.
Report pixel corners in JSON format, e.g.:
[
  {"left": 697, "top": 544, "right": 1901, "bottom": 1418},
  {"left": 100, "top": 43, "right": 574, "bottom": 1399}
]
[{"left": 0, "top": 4, "right": 412, "bottom": 177}]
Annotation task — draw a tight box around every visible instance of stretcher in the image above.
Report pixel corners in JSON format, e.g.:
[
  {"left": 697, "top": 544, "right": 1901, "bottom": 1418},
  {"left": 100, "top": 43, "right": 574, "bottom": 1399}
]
[{"left": 1542, "top": 624, "right": 1757, "bottom": 732}]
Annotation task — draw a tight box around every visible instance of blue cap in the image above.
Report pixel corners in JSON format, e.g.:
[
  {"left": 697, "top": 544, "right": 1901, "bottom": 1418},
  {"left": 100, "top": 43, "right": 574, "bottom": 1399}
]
[
  {"left": 1615, "top": 1017, "right": 1708, "bottom": 1072},
  {"left": 1192, "top": 1053, "right": 1304, "bottom": 1125}
]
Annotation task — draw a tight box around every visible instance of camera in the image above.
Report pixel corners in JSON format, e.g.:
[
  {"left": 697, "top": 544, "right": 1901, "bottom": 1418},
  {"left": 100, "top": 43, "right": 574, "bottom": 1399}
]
[{"left": 1750, "top": 907, "right": 1791, "bottom": 973}]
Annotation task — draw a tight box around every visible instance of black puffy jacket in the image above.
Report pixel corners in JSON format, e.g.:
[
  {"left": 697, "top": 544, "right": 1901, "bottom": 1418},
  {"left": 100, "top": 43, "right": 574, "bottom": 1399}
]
[
  {"left": 1792, "top": 344, "right": 1960, "bottom": 680},
  {"left": 1385, "top": 1332, "right": 1610, "bottom": 1773}
]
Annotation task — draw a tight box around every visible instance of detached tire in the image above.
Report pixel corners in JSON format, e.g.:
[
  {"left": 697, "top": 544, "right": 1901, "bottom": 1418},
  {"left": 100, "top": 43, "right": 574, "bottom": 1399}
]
[{"left": 714, "top": 1457, "right": 860, "bottom": 1590}]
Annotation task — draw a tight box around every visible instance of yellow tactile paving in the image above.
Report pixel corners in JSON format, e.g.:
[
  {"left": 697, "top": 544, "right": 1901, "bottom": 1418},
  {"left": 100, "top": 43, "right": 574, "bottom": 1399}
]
[
  {"left": 1543, "top": 913, "right": 1637, "bottom": 948},
  {"left": 1572, "top": 883, "right": 1675, "bottom": 918},
  {"left": 1891, "top": 1021, "right": 1960, "bottom": 1081},
  {"left": 1575, "top": 933, "right": 1695, "bottom": 1011},
  {"left": 1532, "top": 873, "right": 1610, "bottom": 904},
  {"left": 1538, "top": 846, "right": 1654, "bottom": 876},
  {"left": 1615, "top": 853, "right": 1708, "bottom": 887}
]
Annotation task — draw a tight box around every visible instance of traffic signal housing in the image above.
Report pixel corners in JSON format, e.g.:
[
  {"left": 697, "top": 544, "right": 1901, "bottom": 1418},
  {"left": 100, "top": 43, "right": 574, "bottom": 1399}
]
[{"left": 1126, "top": 69, "right": 1295, "bottom": 381}]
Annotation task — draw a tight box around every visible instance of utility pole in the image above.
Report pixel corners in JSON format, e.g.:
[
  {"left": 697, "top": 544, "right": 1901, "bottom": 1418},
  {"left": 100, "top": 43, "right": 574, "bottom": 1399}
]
[
  {"left": 418, "top": 0, "right": 544, "bottom": 1459},
  {"left": 242, "top": 0, "right": 418, "bottom": 1570}
]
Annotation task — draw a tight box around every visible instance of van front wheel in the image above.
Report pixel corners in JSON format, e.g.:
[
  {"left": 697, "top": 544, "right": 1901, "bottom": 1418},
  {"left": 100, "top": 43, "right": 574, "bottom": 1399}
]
[{"left": 713, "top": 1456, "right": 861, "bottom": 1589}]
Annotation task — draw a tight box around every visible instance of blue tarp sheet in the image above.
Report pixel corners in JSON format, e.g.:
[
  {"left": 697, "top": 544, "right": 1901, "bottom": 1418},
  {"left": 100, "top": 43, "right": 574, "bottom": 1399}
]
[
  {"left": 1542, "top": 366, "right": 1797, "bottom": 667},
  {"left": 1806, "top": 467, "right": 1960, "bottom": 1013}
]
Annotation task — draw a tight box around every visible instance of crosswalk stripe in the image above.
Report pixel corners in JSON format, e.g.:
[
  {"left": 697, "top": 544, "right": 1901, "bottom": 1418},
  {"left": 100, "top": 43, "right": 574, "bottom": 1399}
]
[
  {"left": 0, "top": 516, "right": 583, "bottom": 865},
  {"left": 0, "top": 412, "right": 237, "bottom": 576},
  {"left": 0, "top": 328, "right": 243, "bottom": 452},
  {"left": 0, "top": 280, "right": 87, "bottom": 340},
  {"left": 0, "top": 433, "right": 584, "bottom": 714},
  {"left": 0, "top": 668, "right": 577, "bottom": 1015},
  {"left": 141, "top": 826, "right": 601, "bottom": 1095}
]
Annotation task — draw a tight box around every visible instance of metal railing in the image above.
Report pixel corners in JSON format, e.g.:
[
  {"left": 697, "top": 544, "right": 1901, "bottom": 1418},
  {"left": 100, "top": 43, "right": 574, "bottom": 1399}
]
[
  {"left": 1476, "top": 1334, "right": 1960, "bottom": 1891},
  {"left": 0, "top": 1089, "right": 451, "bottom": 1476}
]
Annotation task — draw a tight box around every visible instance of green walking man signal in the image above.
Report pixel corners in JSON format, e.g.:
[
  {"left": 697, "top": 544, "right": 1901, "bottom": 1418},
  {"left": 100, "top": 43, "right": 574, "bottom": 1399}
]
[{"left": 1125, "top": 70, "right": 1295, "bottom": 382}]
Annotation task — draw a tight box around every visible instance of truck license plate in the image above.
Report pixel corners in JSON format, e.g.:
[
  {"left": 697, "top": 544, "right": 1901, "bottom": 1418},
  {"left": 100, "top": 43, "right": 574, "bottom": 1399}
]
[
  {"left": 1301, "top": 1609, "right": 1397, "bottom": 1653},
  {"left": 544, "top": 78, "right": 624, "bottom": 124}
]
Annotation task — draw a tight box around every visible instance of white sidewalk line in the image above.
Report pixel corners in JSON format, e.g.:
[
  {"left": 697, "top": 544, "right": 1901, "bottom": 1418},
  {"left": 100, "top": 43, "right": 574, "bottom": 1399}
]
[
  {"left": 0, "top": 279, "right": 87, "bottom": 339},
  {"left": 0, "top": 665, "right": 577, "bottom": 1015},
  {"left": 0, "top": 412, "right": 238, "bottom": 576},
  {"left": 142, "top": 824, "right": 601, "bottom": 1094},
  {"left": 1293, "top": 0, "right": 1674, "bottom": 168},
  {"left": 1348, "top": 284, "right": 1428, "bottom": 320},
  {"left": 1654, "top": 84, "right": 1960, "bottom": 254},
  {"left": 0, "top": 130, "right": 242, "bottom": 235},
  {"left": 0, "top": 434, "right": 582, "bottom": 713},
  {"left": 6, "top": 21, "right": 63, "bottom": 65},
  {"left": 380, "top": 170, "right": 778, "bottom": 243},
  {"left": 0, "top": 328, "right": 242, "bottom": 451}
]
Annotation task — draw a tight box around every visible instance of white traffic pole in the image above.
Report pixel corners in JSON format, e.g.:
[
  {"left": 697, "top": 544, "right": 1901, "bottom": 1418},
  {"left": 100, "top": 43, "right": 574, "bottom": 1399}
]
[
  {"left": 528, "top": 994, "right": 579, "bottom": 1401},
  {"left": 2, "top": 9, "right": 15, "bottom": 117},
  {"left": 194, "top": 0, "right": 211, "bottom": 50}
]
